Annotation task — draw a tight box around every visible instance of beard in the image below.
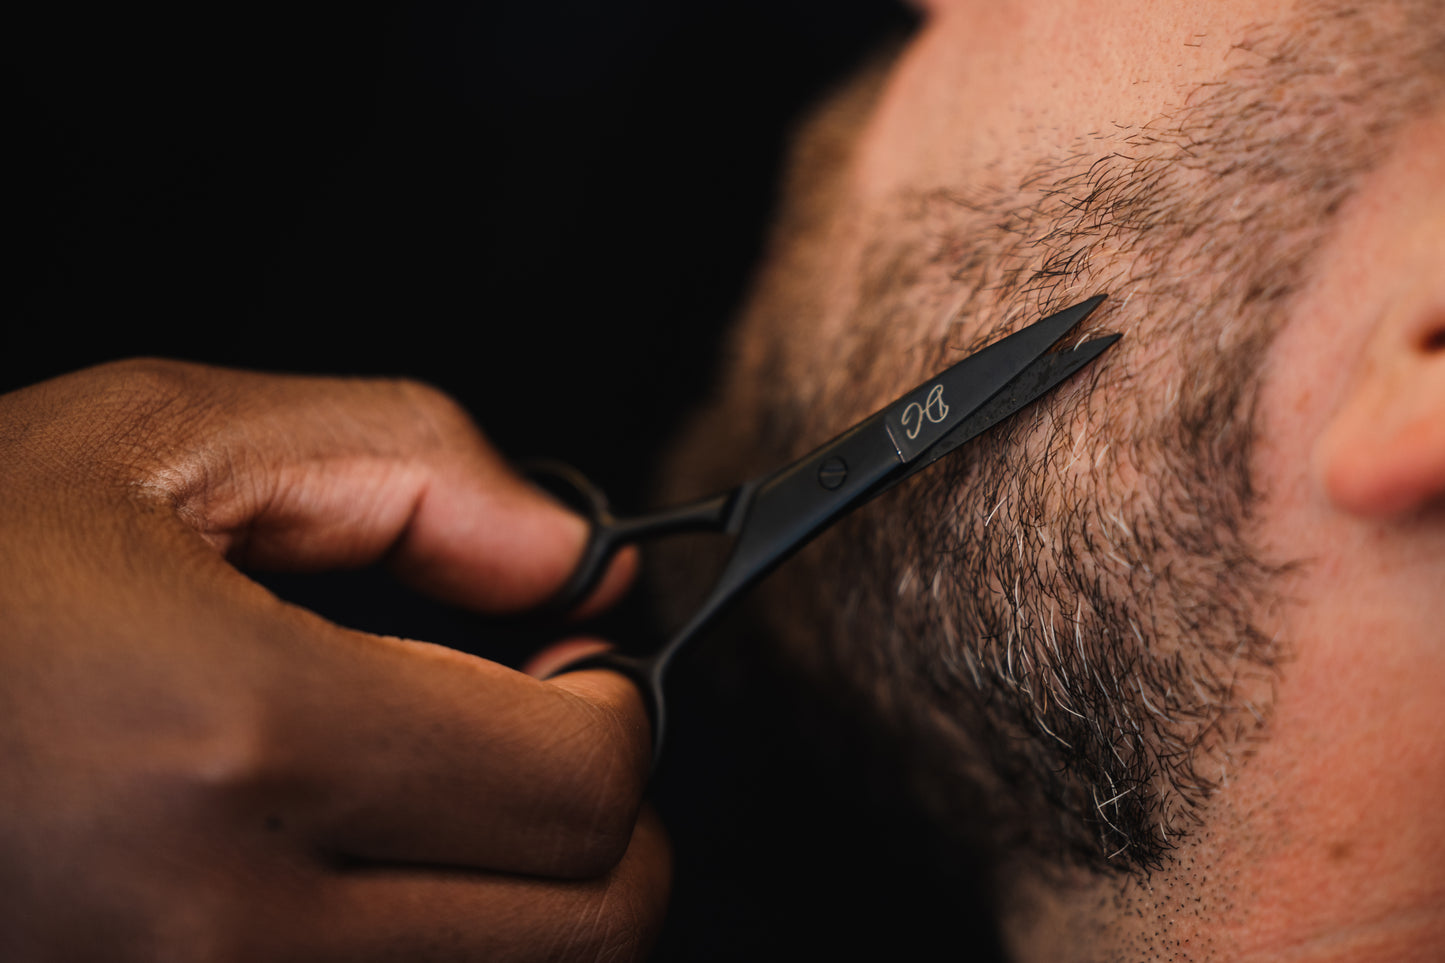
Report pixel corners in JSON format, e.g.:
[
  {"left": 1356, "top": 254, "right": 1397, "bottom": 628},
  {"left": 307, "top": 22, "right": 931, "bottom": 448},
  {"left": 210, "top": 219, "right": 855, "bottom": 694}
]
[{"left": 662, "top": 0, "right": 1445, "bottom": 876}]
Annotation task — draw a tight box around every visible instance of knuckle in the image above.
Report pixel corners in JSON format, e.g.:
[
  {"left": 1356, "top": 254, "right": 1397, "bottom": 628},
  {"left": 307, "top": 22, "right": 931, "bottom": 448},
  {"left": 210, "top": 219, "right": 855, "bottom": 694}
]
[
  {"left": 390, "top": 377, "right": 481, "bottom": 447},
  {"left": 172, "top": 704, "right": 292, "bottom": 819},
  {"left": 83, "top": 359, "right": 226, "bottom": 442},
  {"left": 1, "top": 358, "right": 220, "bottom": 486},
  {"left": 551, "top": 709, "right": 650, "bottom": 877}
]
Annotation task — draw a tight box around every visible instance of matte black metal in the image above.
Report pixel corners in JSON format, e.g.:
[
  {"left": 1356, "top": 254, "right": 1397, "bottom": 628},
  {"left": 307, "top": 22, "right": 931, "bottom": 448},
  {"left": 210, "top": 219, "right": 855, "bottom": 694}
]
[
  {"left": 861, "top": 333, "right": 1122, "bottom": 505},
  {"left": 882, "top": 294, "right": 1106, "bottom": 462},
  {"left": 543, "top": 295, "right": 1117, "bottom": 763},
  {"left": 526, "top": 459, "right": 741, "bottom": 616}
]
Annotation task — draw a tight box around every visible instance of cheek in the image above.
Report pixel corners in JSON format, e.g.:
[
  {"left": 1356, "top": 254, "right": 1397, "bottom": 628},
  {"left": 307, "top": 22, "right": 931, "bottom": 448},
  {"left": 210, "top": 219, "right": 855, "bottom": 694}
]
[
  {"left": 1235, "top": 288, "right": 1445, "bottom": 922},
  {"left": 1235, "top": 531, "right": 1445, "bottom": 937},
  {"left": 1220, "top": 364, "right": 1445, "bottom": 940}
]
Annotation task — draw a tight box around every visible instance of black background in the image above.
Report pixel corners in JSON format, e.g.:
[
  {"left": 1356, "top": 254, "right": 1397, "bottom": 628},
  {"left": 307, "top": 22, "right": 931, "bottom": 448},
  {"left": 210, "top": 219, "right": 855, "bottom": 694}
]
[{"left": 9, "top": 3, "right": 1005, "bottom": 958}]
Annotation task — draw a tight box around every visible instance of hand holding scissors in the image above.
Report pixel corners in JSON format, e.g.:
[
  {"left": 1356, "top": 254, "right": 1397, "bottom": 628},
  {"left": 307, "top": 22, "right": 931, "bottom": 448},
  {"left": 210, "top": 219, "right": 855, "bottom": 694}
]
[
  {"left": 532, "top": 295, "right": 1120, "bottom": 762},
  {"left": 0, "top": 363, "right": 668, "bottom": 962}
]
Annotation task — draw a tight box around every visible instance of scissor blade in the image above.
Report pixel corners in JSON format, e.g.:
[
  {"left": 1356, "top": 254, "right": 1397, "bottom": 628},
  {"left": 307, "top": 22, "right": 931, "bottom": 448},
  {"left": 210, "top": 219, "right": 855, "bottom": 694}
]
[
  {"left": 882, "top": 294, "right": 1106, "bottom": 462},
  {"left": 866, "top": 333, "right": 1121, "bottom": 503}
]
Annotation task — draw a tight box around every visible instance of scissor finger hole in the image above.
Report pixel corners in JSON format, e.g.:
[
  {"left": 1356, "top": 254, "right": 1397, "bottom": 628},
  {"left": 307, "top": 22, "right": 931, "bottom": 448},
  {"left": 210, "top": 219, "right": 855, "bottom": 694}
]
[{"left": 520, "top": 458, "right": 612, "bottom": 521}]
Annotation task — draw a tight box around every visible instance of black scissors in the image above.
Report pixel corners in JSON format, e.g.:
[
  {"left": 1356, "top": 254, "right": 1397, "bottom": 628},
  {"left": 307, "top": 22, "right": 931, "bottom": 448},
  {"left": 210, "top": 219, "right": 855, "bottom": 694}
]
[{"left": 532, "top": 294, "right": 1118, "bottom": 762}]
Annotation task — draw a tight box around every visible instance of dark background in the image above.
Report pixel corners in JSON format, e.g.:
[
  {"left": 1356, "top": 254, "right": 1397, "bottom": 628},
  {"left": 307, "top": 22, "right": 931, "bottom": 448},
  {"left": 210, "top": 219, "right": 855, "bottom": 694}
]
[
  {"left": 8, "top": 0, "right": 912, "bottom": 492},
  {"left": 9, "top": 3, "right": 1005, "bottom": 958}
]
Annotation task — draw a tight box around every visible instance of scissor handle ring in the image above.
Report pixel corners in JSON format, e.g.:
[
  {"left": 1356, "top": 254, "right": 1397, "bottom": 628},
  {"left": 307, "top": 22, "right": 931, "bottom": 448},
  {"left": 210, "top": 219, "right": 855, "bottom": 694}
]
[
  {"left": 520, "top": 458, "right": 612, "bottom": 521},
  {"left": 520, "top": 459, "right": 623, "bottom": 616}
]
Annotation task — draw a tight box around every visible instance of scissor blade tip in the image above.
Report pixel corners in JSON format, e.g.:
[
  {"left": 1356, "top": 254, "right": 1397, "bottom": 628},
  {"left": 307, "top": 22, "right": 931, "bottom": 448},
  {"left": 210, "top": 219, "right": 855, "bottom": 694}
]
[{"left": 1071, "top": 332, "right": 1123, "bottom": 354}]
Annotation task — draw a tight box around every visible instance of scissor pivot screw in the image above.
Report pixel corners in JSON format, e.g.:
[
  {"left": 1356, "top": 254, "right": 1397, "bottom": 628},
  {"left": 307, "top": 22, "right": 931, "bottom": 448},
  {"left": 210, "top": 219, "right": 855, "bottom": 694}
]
[{"left": 817, "top": 457, "right": 848, "bottom": 490}]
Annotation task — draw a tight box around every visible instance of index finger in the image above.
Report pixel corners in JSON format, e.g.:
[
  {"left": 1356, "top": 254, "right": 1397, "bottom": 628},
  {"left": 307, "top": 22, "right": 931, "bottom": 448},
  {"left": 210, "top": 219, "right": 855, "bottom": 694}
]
[{"left": 58, "top": 360, "right": 635, "bottom": 613}]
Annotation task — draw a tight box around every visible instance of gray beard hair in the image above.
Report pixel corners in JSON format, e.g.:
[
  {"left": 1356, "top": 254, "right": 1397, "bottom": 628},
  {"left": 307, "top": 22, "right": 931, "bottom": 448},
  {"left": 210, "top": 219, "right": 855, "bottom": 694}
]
[{"left": 662, "top": 0, "right": 1445, "bottom": 876}]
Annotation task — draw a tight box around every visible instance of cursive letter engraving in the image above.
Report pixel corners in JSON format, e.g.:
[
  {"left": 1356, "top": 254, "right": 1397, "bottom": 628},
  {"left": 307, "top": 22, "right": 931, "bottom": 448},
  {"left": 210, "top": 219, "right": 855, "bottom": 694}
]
[
  {"left": 900, "top": 403, "right": 923, "bottom": 440},
  {"left": 900, "top": 384, "right": 950, "bottom": 440},
  {"left": 923, "top": 383, "right": 949, "bottom": 424}
]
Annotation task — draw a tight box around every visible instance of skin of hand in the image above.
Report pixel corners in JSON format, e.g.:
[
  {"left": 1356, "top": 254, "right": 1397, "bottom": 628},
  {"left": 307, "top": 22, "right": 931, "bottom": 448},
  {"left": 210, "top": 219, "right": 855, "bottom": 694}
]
[{"left": 0, "top": 359, "right": 668, "bottom": 962}]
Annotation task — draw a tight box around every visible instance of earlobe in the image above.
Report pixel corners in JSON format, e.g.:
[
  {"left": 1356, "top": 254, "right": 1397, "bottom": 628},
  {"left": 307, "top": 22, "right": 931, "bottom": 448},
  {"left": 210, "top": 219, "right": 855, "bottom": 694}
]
[{"left": 1316, "top": 304, "right": 1445, "bottom": 517}]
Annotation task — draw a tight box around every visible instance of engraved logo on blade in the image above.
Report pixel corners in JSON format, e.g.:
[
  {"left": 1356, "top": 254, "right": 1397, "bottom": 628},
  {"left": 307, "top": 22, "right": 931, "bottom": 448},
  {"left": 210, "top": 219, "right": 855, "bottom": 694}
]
[{"left": 900, "top": 384, "right": 950, "bottom": 440}]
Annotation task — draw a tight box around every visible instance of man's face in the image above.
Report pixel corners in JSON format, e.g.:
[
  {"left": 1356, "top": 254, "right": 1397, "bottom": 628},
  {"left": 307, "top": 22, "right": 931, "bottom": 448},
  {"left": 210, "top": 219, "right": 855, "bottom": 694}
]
[{"left": 671, "top": 0, "right": 1445, "bottom": 958}]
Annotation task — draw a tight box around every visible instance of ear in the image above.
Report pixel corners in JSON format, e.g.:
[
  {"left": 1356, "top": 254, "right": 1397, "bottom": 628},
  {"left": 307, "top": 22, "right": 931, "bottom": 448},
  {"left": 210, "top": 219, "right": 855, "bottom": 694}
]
[{"left": 1315, "top": 292, "right": 1445, "bottom": 518}]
